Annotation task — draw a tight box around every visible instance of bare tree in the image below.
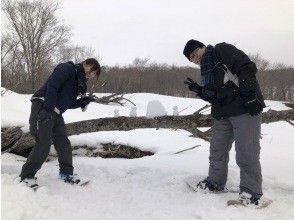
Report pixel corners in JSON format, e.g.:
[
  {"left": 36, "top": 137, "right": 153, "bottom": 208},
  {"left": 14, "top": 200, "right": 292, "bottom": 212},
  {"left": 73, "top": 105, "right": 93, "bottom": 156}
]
[
  {"left": 1, "top": 34, "right": 17, "bottom": 65},
  {"left": 72, "top": 45, "right": 96, "bottom": 63},
  {"left": 249, "top": 53, "right": 270, "bottom": 71},
  {"left": 58, "top": 45, "right": 98, "bottom": 63},
  {"left": 2, "top": 0, "right": 70, "bottom": 92},
  {"left": 272, "top": 62, "right": 287, "bottom": 70},
  {"left": 1, "top": 34, "right": 25, "bottom": 90},
  {"left": 132, "top": 57, "right": 150, "bottom": 69}
]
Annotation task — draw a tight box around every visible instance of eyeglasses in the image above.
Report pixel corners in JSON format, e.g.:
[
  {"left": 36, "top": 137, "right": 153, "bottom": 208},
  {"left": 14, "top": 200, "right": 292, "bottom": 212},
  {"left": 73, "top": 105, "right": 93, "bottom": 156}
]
[{"left": 189, "top": 48, "right": 201, "bottom": 61}]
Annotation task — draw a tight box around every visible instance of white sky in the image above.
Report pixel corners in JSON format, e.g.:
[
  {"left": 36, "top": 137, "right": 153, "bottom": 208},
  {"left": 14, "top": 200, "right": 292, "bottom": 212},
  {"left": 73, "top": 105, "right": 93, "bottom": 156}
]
[{"left": 3, "top": 0, "right": 294, "bottom": 67}]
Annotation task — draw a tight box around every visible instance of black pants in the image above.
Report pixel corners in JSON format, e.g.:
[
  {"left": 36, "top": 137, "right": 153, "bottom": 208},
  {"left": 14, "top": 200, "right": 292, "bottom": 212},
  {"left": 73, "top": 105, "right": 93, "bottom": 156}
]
[{"left": 20, "top": 100, "right": 73, "bottom": 179}]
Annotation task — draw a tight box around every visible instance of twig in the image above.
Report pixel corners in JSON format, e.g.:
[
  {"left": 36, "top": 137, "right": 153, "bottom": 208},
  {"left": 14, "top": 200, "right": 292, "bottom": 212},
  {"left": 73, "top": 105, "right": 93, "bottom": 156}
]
[
  {"left": 92, "top": 93, "right": 136, "bottom": 106},
  {"left": 178, "top": 107, "right": 189, "bottom": 114},
  {"left": 193, "top": 104, "right": 211, "bottom": 115},
  {"left": 286, "top": 119, "right": 294, "bottom": 127},
  {"left": 1, "top": 88, "right": 7, "bottom": 96},
  {"left": 119, "top": 97, "right": 136, "bottom": 106},
  {"left": 173, "top": 145, "right": 200, "bottom": 154}
]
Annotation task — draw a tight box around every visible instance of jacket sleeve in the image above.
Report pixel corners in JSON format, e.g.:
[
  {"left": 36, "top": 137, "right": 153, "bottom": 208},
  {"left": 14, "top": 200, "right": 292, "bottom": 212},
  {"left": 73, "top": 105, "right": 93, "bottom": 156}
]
[
  {"left": 69, "top": 98, "right": 83, "bottom": 109},
  {"left": 43, "top": 64, "right": 73, "bottom": 112},
  {"left": 215, "top": 43, "right": 258, "bottom": 95}
]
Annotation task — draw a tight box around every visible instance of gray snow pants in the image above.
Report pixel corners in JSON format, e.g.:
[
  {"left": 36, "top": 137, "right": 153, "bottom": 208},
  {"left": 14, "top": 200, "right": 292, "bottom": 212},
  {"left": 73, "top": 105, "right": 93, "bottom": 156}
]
[
  {"left": 20, "top": 100, "right": 73, "bottom": 179},
  {"left": 208, "top": 113, "right": 262, "bottom": 197}
]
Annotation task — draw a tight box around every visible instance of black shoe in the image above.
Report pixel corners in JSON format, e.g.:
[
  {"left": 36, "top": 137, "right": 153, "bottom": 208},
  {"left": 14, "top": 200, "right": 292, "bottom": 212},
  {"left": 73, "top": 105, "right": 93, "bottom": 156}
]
[
  {"left": 21, "top": 177, "right": 39, "bottom": 188},
  {"left": 196, "top": 178, "right": 224, "bottom": 192},
  {"left": 59, "top": 173, "right": 81, "bottom": 184},
  {"left": 239, "top": 192, "right": 260, "bottom": 206}
]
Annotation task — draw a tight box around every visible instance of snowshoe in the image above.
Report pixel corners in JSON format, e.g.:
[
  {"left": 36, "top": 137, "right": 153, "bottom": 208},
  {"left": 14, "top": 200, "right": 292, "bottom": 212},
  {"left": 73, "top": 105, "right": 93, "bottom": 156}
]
[
  {"left": 227, "top": 192, "right": 272, "bottom": 209},
  {"left": 21, "top": 177, "right": 39, "bottom": 191}
]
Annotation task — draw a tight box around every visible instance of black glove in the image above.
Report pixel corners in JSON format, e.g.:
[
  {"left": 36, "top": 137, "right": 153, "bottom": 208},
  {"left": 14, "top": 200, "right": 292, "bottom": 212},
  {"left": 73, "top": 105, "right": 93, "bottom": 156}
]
[
  {"left": 243, "top": 93, "right": 263, "bottom": 116},
  {"left": 37, "top": 109, "right": 52, "bottom": 124},
  {"left": 202, "top": 87, "right": 216, "bottom": 102},
  {"left": 77, "top": 79, "right": 87, "bottom": 96},
  {"left": 184, "top": 77, "right": 202, "bottom": 94},
  {"left": 79, "top": 97, "right": 92, "bottom": 109}
]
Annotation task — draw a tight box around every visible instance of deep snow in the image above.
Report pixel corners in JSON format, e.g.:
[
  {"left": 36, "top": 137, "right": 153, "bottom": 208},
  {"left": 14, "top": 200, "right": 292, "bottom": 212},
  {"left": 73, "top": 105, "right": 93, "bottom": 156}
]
[{"left": 1, "top": 88, "right": 294, "bottom": 220}]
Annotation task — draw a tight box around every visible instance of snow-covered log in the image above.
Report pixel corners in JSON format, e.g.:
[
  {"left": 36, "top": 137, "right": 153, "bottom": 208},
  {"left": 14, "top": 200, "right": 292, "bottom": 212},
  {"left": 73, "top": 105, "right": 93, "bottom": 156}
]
[{"left": 1, "top": 109, "right": 293, "bottom": 156}]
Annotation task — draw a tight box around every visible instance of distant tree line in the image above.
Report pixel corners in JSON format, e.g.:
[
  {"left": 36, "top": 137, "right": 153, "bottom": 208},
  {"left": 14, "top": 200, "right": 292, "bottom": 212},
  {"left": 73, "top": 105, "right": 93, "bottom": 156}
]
[
  {"left": 1, "top": 0, "right": 293, "bottom": 102},
  {"left": 93, "top": 58, "right": 294, "bottom": 102}
]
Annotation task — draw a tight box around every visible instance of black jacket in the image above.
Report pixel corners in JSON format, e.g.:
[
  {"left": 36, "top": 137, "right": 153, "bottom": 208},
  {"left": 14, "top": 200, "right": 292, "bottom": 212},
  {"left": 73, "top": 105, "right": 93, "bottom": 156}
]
[
  {"left": 199, "top": 42, "right": 265, "bottom": 120},
  {"left": 33, "top": 62, "right": 87, "bottom": 113}
]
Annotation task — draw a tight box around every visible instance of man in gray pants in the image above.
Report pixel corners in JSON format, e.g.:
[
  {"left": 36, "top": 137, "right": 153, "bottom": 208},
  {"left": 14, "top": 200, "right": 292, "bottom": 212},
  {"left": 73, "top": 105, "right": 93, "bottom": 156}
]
[
  {"left": 183, "top": 40, "right": 265, "bottom": 206},
  {"left": 20, "top": 58, "right": 100, "bottom": 188}
]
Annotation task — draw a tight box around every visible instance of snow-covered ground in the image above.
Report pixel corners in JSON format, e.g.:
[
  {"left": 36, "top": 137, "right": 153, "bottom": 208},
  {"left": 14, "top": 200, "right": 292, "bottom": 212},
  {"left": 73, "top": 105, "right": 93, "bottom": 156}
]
[{"left": 1, "top": 89, "right": 294, "bottom": 220}]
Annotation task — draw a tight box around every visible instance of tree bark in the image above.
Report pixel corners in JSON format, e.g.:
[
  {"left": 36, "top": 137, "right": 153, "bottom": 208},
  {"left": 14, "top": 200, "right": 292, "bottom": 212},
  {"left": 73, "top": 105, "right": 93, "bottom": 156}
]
[
  {"left": 1, "top": 127, "right": 23, "bottom": 151},
  {"left": 2, "top": 109, "right": 293, "bottom": 156}
]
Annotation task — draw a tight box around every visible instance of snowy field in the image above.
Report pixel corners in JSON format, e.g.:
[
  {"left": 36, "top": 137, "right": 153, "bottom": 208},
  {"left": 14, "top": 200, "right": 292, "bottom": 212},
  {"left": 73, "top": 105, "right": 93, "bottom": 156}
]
[{"left": 1, "top": 89, "right": 294, "bottom": 220}]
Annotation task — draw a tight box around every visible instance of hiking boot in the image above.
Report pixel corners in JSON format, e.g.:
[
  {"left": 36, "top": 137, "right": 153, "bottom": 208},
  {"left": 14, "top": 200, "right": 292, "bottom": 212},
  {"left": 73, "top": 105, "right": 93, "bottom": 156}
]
[
  {"left": 239, "top": 192, "right": 260, "bottom": 206},
  {"left": 196, "top": 178, "right": 225, "bottom": 192},
  {"left": 21, "top": 177, "right": 38, "bottom": 189},
  {"left": 59, "top": 173, "right": 81, "bottom": 184}
]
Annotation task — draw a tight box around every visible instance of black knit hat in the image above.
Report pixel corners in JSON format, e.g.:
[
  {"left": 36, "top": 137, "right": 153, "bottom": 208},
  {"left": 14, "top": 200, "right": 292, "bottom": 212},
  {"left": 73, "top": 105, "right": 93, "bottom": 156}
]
[{"left": 183, "top": 39, "right": 205, "bottom": 60}]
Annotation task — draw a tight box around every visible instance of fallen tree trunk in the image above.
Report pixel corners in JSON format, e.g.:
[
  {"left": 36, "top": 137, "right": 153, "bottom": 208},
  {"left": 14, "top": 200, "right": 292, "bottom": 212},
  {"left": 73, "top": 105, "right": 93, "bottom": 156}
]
[
  {"left": 1, "top": 127, "right": 23, "bottom": 151},
  {"left": 65, "top": 109, "right": 294, "bottom": 136},
  {"left": 2, "top": 109, "right": 294, "bottom": 156}
]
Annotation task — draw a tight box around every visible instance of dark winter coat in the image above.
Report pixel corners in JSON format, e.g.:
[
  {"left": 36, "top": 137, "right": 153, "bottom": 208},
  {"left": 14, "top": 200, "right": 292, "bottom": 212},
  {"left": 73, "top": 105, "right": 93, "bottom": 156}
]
[
  {"left": 199, "top": 42, "right": 265, "bottom": 120},
  {"left": 33, "top": 62, "right": 87, "bottom": 114}
]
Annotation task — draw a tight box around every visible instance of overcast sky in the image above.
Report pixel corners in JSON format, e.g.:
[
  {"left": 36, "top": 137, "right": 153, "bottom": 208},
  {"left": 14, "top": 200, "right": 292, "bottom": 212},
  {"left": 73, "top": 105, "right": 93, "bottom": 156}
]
[{"left": 4, "top": 0, "right": 294, "bottom": 67}]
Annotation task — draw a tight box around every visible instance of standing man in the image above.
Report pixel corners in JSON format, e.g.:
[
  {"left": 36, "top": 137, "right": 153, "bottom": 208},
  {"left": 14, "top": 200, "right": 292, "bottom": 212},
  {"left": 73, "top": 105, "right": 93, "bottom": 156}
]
[
  {"left": 183, "top": 40, "right": 265, "bottom": 206},
  {"left": 20, "top": 58, "right": 100, "bottom": 187}
]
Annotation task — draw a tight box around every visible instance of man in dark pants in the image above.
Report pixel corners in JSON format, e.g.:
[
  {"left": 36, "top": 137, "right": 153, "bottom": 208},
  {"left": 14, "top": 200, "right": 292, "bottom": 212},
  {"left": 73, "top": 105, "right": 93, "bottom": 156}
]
[
  {"left": 183, "top": 40, "right": 265, "bottom": 206},
  {"left": 20, "top": 58, "right": 100, "bottom": 187}
]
